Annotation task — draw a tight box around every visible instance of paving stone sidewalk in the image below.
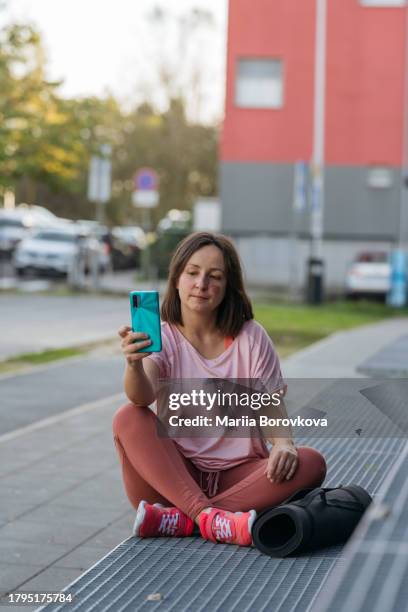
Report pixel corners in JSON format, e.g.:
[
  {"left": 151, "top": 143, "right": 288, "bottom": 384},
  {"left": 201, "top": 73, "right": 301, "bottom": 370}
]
[
  {"left": 1, "top": 316, "right": 408, "bottom": 609},
  {"left": 0, "top": 394, "right": 132, "bottom": 607}
]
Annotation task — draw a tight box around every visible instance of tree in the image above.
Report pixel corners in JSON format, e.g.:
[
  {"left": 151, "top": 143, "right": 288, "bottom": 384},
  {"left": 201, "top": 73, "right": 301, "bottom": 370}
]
[
  {"left": 0, "top": 23, "right": 69, "bottom": 200},
  {"left": 0, "top": 16, "right": 219, "bottom": 225},
  {"left": 0, "top": 22, "right": 122, "bottom": 215},
  {"left": 35, "top": 95, "right": 123, "bottom": 219},
  {"left": 109, "top": 97, "right": 218, "bottom": 226}
]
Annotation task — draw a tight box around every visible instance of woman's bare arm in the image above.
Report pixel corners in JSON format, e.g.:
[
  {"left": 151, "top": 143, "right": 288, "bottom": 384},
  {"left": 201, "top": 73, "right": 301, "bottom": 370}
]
[
  {"left": 119, "top": 325, "right": 159, "bottom": 406},
  {"left": 123, "top": 359, "right": 159, "bottom": 406}
]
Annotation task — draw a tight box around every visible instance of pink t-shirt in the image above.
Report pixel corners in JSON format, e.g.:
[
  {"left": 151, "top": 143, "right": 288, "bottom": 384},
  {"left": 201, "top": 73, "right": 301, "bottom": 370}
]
[{"left": 147, "top": 319, "right": 285, "bottom": 476}]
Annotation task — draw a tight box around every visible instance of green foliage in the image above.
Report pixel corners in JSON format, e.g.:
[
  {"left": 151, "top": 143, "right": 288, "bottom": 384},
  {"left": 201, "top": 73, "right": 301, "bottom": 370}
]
[
  {"left": 0, "top": 25, "right": 89, "bottom": 197},
  {"left": 110, "top": 97, "right": 218, "bottom": 226},
  {"left": 0, "top": 19, "right": 219, "bottom": 224}
]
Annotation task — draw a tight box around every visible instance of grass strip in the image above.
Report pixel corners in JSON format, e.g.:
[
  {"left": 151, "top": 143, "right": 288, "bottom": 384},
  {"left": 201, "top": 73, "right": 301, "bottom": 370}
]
[
  {"left": 0, "top": 340, "right": 117, "bottom": 375},
  {"left": 254, "top": 300, "right": 408, "bottom": 357},
  {"left": 0, "top": 347, "right": 86, "bottom": 375}
]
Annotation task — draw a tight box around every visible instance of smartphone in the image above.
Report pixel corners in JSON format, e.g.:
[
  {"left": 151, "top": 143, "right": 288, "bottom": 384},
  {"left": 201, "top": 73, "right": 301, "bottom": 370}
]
[{"left": 129, "top": 290, "right": 162, "bottom": 352}]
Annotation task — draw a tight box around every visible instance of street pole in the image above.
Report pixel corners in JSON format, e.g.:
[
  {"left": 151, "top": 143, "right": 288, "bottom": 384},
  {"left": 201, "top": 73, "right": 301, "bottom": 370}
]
[
  {"left": 88, "top": 144, "right": 112, "bottom": 291},
  {"left": 142, "top": 208, "right": 151, "bottom": 283},
  {"left": 132, "top": 168, "right": 160, "bottom": 286},
  {"left": 307, "top": 0, "right": 327, "bottom": 304},
  {"left": 388, "top": 2, "right": 408, "bottom": 307}
]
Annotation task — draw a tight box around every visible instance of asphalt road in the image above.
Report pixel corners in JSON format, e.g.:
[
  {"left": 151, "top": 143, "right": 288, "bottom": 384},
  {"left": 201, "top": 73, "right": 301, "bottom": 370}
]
[
  {"left": 0, "top": 293, "right": 132, "bottom": 435},
  {"left": 0, "top": 293, "right": 129, "bottom": 360},
  {"left": 0, "top": 354, "right": 125, "bottom": 436}
]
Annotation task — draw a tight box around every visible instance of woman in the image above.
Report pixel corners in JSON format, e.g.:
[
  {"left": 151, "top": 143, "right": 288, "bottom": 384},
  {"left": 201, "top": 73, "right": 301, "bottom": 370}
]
[{"left": 113, "top": 232, "right": 326, "bottom": 547}]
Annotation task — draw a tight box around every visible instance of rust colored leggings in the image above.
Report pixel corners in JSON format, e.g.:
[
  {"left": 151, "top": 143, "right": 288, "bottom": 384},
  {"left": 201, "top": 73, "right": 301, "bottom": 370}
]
[{"left": 113, "top": 403, "right": 327, "bottom": 520}]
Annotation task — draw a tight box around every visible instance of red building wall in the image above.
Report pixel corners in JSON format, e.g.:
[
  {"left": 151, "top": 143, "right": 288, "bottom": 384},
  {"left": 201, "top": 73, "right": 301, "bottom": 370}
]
[{"left": 221, "top": 0, "right": 406, "bottom": 166}]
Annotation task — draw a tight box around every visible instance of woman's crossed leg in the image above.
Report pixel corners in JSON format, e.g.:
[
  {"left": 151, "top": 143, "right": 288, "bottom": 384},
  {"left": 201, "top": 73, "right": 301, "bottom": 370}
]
[{"left": 113, "top": 403, "right": 326, "bottom": 545}]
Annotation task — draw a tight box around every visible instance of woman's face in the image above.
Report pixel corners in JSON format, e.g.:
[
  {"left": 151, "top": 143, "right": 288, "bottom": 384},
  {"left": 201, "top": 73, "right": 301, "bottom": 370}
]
[{"left": 176, "top": 245, "right": 227, "bottom": 316}]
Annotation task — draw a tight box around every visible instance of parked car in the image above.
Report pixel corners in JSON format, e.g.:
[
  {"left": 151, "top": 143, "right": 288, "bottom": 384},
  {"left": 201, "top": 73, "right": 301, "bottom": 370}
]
[
  {"left": 14, "top": 203, "right": 65, "bottom": 226},
  {"left": 0, "top": 214, "right": 30, "bottom": 257},
  {"left": 345, "top": 251, "right": 391, "bottom": 299},
  {"left": 110, "top": 225, "right": 146, "bottom": 270},
  {"left": 0, "top": 207, "right": 60, "bottom": 257},
  {"left": 13, "top": 226, "right": 109, "bottom": 278}
]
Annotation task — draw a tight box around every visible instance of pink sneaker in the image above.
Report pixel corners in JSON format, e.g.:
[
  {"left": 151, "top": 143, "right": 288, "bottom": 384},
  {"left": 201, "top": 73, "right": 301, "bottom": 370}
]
[
  {"left": 198, "top": 508, "right": 256, "bottom": 546},
  {"left": 133, "top": 501, "right": 194, "bottom": 538}
]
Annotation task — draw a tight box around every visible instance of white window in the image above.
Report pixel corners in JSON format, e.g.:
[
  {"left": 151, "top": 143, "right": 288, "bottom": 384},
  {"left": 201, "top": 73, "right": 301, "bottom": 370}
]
[
  {"left": 367, "top": 167, "right": 394, "bottom": 189},
  {"left": 235, "top": 59, "right": 284, "bottom": 109},
  {"left": 360, "top": 1, "right": 406, "bottom": 7}
]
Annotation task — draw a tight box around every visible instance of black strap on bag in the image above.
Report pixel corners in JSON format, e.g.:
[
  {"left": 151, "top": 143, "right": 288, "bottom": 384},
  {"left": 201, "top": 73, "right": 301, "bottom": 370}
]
[
  {"left": 294, "top": 487, "right": 368, "bottom": 512},
  {"left": 252, "top": 484, "right": 372, "bottom": 557}
]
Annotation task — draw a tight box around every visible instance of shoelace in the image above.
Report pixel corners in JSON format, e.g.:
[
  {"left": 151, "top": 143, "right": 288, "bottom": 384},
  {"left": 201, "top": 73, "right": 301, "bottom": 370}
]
[
  {"left": 158, "top": 511, "right": 180, "bottom": 536},
  {"left": 213, "top": 514, "right": 233, "bottom": 540}
]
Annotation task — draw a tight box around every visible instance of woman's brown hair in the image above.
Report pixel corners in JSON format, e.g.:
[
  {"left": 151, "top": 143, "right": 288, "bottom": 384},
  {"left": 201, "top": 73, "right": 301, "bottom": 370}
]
[{"left": 161, "top": 232, "right": 253, "bottom": 337}]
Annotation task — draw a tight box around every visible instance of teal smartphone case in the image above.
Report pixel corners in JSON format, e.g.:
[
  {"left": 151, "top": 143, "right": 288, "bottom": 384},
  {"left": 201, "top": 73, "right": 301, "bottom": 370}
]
[{"left": 129, "top": 290, "right": 162, "bottom": 352}]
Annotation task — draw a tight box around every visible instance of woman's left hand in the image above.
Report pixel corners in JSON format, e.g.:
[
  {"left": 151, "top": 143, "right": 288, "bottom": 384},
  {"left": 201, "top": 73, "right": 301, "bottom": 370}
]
[{"left": 265, "top": 440, "right": 298, "bottom": 483}]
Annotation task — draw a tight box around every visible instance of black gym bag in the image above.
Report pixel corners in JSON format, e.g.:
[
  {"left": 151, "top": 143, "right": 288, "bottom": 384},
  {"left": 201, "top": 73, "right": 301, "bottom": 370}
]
[{"left": 251, "top": 485, "right": 372, "bottom": 557}]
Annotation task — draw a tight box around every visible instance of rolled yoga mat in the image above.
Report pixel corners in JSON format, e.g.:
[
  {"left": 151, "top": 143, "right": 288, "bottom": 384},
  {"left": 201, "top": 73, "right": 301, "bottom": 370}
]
[{"left": 252, "top": 485, "right": 372, "bottom": 557}]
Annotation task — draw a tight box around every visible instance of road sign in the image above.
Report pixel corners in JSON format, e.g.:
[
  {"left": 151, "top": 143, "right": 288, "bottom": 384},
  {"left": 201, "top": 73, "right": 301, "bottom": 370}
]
[
  {"left": 132, "top": 191, "right": 159, "bottom": 208},
  {"left": 88, "top": 145, "right": 112, "bottom": 204},
  {"left": 133, "top": 167, "right": 159, "bottom": 208},
  {"left": 294, "top": 161, "right": 308, "bottom": 212},
  {"left": 135, "top": 168, "right": 158, "bottom": 190}
]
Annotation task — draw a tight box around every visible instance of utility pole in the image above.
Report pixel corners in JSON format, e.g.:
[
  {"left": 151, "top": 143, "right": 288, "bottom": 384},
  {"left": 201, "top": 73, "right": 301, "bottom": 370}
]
[{"left": 307, "top": 0, "right": 327, "bottom": 304}]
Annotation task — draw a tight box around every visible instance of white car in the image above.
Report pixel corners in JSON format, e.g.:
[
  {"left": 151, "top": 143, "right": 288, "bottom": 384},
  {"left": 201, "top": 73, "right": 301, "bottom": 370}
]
[
  {"left": 14, "top": 204, "right": 64, "bottom": 226},
  {"left": 0, "top": 207, "right": 60, "bottom": 256},
  {"left": 13, "top": 227, "right": 82, "bottom": 277},
  {"left": 13, "top": 225, "right": 109, "bottom": 278},
  {"left": 345, "top": 252, "right": 391, "bottom": 298},
  {"left": 0, "top": 214, "right": 30, "bottom": 256}
]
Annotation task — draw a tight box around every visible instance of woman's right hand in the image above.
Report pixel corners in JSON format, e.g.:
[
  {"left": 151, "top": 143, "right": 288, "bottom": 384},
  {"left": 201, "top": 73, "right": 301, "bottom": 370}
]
[{"left": 118, "top": 325, "right": 152, "bottom": 367}]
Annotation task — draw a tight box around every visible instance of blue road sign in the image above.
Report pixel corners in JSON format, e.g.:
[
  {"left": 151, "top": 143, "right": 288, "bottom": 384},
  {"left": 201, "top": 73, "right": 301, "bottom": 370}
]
[{"left": 135, "top": 168, "right": 158, "bottom": 191}]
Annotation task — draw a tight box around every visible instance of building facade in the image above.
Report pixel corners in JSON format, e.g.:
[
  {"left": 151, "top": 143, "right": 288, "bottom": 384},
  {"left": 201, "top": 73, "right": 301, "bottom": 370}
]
[{"left": 220, "top": 0, "right": 407, "bottom": 290}]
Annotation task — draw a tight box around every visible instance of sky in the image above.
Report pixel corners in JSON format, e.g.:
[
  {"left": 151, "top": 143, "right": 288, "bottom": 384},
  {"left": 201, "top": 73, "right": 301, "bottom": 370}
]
[{"left": 1, "top": 0, "right": 228, "bottom": 123}]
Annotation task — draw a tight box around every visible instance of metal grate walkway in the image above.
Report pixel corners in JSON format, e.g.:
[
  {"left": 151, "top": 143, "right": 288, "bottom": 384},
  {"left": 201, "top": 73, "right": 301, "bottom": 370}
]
[
  {"left": 39, "top": 436, "right": 404, "bottom": 612},
  {"left": 312, "top": 443, "right": 408, "bottom": 612}
]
